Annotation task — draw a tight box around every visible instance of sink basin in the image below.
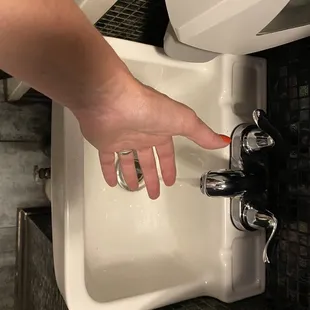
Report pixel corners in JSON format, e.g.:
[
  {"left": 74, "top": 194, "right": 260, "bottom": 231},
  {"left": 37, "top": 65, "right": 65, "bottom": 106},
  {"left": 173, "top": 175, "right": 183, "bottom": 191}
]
[{"left": 51, "top": 36, "right": 267, "bottom": 310}]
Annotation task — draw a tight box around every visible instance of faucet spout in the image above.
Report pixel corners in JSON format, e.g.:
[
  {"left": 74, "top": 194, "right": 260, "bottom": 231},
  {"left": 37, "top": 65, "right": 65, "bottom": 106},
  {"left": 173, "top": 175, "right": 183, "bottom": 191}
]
[{"left": 200, "top": 170, "right": 265, "bottom": 198}]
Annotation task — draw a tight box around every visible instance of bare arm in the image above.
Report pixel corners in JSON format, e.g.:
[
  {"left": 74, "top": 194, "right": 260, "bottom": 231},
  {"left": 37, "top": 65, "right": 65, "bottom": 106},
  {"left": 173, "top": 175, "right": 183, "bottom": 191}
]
[
  {"left": 0, "top": 0, "right": 130, "bottom": 110},
  {"left": 0, "top": 0, "right": 230, "bottom": 199}
]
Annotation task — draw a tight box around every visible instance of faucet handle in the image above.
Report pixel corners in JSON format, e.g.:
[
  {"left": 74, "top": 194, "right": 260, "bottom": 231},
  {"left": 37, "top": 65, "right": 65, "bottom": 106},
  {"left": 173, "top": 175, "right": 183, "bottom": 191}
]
[
  {"left": 243, "top": 109, "right": 287, "bottom": 158},
  {"left": 243, "top": 128, "right": 275, "bottom": 153},
  {"left": 243, "top": 204, "right": 278, "bottom": 263},
  {"left": 252, "top": 109, "right": 281, "bottom": 141},
  {"left": 253, "top": 109, "right": 286, "bottom": 154}
]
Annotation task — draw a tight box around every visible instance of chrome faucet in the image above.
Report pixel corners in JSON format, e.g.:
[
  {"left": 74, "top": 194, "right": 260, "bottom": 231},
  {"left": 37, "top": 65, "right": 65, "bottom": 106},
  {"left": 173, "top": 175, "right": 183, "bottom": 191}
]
[{"left": 200, "top": 109, "right": 284, "bottom": 263}]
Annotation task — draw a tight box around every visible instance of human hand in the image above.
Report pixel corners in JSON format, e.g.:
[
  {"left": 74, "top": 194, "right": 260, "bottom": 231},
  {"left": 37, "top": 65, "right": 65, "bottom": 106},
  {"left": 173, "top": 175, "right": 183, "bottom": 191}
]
[
  {"left": 0, "top": 0, "right": 229, "bottom": 200},
  {"left": 73, "top": 74, "right": 231, "bottom": 200}
]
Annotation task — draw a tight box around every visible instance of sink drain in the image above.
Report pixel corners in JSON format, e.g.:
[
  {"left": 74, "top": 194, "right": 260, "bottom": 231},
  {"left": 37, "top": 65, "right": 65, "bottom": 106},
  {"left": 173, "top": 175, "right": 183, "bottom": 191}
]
[{"left": 116, "top": 158, "right": 145, "bottom": 191}]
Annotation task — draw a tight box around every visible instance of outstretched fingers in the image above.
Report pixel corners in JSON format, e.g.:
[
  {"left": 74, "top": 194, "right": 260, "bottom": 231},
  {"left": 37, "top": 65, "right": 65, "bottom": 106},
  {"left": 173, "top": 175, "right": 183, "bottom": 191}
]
[
  {"left": 155, "top": 140, "right": 176, "bottom": 187},
  {"left": 137, "top": 147, "right": 160, "bottom": 200},
  {"left": 99, "top": 152, "right": 117, "bottom": 187}
]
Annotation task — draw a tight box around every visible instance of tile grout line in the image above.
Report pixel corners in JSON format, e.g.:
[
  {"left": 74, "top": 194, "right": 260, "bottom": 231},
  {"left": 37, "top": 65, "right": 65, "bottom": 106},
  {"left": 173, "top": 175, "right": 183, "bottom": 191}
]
[{"left": 0, "top": 226, "right": 16, "bottom": 230}]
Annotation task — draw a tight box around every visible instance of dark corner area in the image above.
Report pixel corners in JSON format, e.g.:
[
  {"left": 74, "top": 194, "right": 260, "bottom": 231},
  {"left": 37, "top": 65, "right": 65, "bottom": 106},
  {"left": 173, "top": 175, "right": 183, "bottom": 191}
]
[{"left": 260, "top": 39, "right": 310, "bottom": 310}]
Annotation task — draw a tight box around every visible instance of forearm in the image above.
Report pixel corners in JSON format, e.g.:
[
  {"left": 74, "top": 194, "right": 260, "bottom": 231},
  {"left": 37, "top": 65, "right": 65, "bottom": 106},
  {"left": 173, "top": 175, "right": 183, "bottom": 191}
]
[{"left": 0, "top": 0, "right": 131, "bottom": 110}]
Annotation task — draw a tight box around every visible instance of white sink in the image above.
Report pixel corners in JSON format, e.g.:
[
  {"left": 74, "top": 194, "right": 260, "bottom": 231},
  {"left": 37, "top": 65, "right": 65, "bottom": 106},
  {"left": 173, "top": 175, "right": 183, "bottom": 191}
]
[{"left": 51, "top": 37, "right": 267, "bottom": 310}]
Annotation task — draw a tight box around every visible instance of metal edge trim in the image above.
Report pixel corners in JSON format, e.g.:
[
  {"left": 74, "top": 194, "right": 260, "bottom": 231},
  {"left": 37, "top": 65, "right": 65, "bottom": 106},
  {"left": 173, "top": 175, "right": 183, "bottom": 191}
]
[{"left": 15, "top": 206, "right": 51, "bottom": 310}]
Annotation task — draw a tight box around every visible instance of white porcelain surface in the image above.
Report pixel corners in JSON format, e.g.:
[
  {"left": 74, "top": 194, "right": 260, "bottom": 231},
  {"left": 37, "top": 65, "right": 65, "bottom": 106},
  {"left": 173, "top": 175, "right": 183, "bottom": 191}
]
[
  {"left": 164, "top": 22, "right": 219, "bottom": 62},
  {"left": 51, "top": 36, "right": 267, "bottom": 310},
  {"left": 165, "top": 0, "right": 310, "bottom": 54}
]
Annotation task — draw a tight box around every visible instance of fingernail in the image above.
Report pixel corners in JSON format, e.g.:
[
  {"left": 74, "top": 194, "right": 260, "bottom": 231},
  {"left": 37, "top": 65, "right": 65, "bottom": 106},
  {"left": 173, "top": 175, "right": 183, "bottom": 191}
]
[{"left": 219, "top": 134, "right": 231, "bottom": 144}]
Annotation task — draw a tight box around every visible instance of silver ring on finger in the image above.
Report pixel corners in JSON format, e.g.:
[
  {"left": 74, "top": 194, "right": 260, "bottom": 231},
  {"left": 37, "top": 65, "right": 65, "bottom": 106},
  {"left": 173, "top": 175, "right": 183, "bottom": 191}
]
[{"left": 118, "top": 150, "right": 133, "bottom": 156}]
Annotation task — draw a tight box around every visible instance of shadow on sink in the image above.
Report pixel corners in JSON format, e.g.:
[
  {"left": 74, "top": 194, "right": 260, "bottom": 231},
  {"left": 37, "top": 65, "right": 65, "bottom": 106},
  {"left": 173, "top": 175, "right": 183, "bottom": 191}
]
[{"left": 85, "top": 255, "right": 201, "bottom": 302}]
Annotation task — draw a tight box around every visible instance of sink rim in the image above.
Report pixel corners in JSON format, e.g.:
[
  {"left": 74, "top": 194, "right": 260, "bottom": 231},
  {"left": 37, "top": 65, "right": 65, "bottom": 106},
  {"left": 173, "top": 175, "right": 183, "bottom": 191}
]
[{"left": 51, "top": 36, "right": 267, "bottom": 310}]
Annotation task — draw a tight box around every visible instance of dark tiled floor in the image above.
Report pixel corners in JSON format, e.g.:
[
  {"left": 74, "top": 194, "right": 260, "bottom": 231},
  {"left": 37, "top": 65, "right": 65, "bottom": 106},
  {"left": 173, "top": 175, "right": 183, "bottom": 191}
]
[
  {"left": 0, "top": 101, "right": 50, "bottom": 141},
  {"left": 0, "top": 99, "right": 50, "bottom": 309},
  {"left": 0, "top": 227, "right": 16, "bottom": 309}
]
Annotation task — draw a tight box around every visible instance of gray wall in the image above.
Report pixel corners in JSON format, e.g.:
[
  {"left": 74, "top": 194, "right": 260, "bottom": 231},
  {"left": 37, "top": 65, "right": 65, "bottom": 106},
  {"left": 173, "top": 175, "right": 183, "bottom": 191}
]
[{"left": 0, "top": 86, "right": 51, "bottom": 310}]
